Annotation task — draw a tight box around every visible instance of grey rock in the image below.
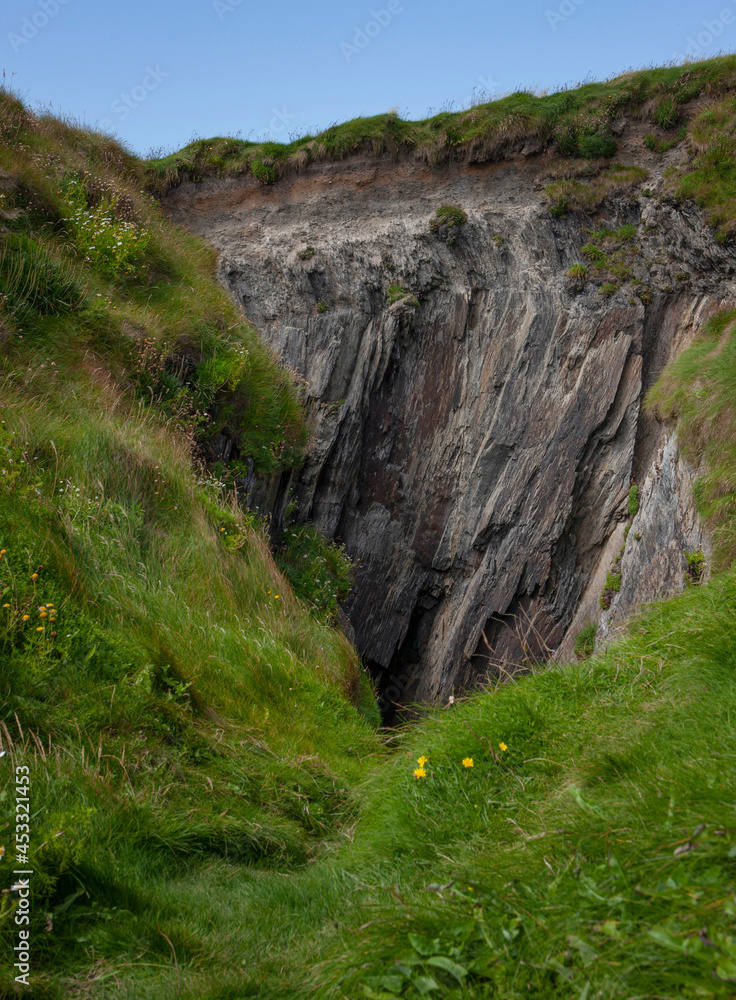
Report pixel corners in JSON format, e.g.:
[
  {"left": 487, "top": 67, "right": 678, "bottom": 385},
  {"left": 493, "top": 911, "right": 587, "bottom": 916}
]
[{"left": 162, "top": 153, "right": 733, "bottom": 707}]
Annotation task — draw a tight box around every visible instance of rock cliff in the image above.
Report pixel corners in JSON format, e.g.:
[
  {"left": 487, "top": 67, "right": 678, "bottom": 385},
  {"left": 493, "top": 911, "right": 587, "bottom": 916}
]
[{"left": 162, "top": 139, "right": 734, "bottom": 714}]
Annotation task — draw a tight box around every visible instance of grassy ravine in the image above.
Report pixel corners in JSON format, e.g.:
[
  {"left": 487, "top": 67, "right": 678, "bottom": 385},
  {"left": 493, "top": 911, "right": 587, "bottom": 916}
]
[{"left": 3, "top": 67, "right": 736, "bottom": 999}]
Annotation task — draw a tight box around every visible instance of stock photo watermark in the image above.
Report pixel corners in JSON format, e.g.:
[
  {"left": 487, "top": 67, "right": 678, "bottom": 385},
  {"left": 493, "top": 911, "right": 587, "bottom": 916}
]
[
  {"left": 546, "top": 0, "right": 588, "bottom": 31},
  {"left": 212, "top": 0, "right": 246, "bottom": 22},
  {"left": 98, "top": 65, "right": 169, "bottom": 131},
  {"left": 341, "top": 0, "right": 410, "bottom": 63},
  {"left": 12, "top": 762, "right": 32, "bottom": 987},
  {"left": 672, "top": 5, "right": 736, "bottom": 61},
  {"left": 7, "top": 0, "right": 71, "bottom": 54}
]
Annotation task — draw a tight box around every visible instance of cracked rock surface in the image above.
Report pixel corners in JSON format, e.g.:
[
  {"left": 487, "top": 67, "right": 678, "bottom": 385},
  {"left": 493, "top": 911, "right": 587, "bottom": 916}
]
[{"left": 163, "top": 149, "right": 734, "bottom": 705}]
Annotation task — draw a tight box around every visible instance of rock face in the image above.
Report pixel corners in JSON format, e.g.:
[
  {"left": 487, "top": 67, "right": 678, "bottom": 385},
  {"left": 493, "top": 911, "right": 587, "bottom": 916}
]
[{"left": 162, "top": 147, "right": 736, "bottom": 713}]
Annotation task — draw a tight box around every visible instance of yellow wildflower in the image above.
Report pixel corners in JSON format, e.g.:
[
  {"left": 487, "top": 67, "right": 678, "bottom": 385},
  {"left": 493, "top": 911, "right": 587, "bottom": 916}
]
[
  {"left": 31, "top": 573, "right": 38, "bottom": 581},
  {"left": 499, "top": 743, "right": 507, "bottom": 752},
  {"left": 274, "top": 595, "right": 280, "bottom": 600},
  {"left": 413, "top": 767, "right": 426, "bottom": 779},
  {"left": 3, "top": 604, "right": 9, "bottom": 608},
  {"left": 417, "top": 755, "right": 428, "bottom": 767},
  {"left": 39, "top": 611, "right": 48, "bottom": 618},
  {"left": 462, "top": 758, "right": 474, "bottom": 768},
  {"left": 22, "top": 615, "right": 30, "bottom": 621},
  {"left": 36, "top": 626, "right": 44, "bottom": 632}
]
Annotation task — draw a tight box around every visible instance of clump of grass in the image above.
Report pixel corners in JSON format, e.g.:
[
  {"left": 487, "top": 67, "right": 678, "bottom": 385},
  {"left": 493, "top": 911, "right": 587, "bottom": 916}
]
[
  {"left": 567, "top": 262, "right": 588, "bottom": 281},
  {"left": 582, "top": 242, "right": 608, "bottom": 262},
  {"left": 598, "top": 281, "right": 618, "bottom": 296},
  {"left": 275, "top": 522, "right": 353, "bottom": 624},
  {"left": 577, "top": 130, "right": 618, "bottom": 159},
  {"left": 250, "top": 159, "right": 279, "bottom": 185},
  {"left": 600, "top": 570, "right": 622, "bottom": 608},
  {"left": 573, "top": 622, "right": 597, "bottom": 659},
  {"left": 387, "top": 285, "right": 419, "bottom": 306},
  {"left": 429, "top": 205, "right": 467, "bottom": 231},
  {"left": 628, "top": 483, "right": 640, "bottom": 517},
  {"left": 316, "top": 299, "right": 329, "bottom": 313},
  {"left": 654, "top": 96, "right": 680, "bottom": 130},
  {"left": 298, "top": 245, "right": 316, "bottom": 260},
  {"left": 685, "top": 548, "right": 705, "bottom": 584}
]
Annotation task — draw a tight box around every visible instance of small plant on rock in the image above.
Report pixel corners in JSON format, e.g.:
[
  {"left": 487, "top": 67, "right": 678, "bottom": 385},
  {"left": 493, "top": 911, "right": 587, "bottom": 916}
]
[
  {"left": 429, "top": 205, "right": 467, "bottom": 243},
  {"left": 628, "top": 484, "right": 640, "bottom": 517},
  {"left": 387, "top": 285, "right": 419, "bottom": 307},
  {"left": 684, "top": 549, "right": 705, "bottom": 585},
  {"left": 567, "top": 263, "right": 589, "bottom": 282},
  {"left": 582, "top": 243, "right": 608, "bottom": 262}
]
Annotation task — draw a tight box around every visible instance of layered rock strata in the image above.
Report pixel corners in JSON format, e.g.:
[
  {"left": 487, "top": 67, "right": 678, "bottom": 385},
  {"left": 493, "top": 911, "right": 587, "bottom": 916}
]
[{"left": 163, "top": 147, "right": 734, "bottom": 708}]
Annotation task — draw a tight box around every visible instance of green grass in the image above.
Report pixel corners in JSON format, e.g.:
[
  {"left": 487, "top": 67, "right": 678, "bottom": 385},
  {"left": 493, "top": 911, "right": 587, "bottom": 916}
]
[
  {"left": 628, "top": 484, "right": 640, "bottom": 517},
  {"left": 148, "top": 55, "right": 736, "bottom": 197},
  {"left": 648, "top": 308, "right": 736, "bottom": 568},
  {"left": 4, "top": 66, "right": 736, "bottom": 999},
  {"left": 573, "top": 622, "right": 598, "bottom": 659},
  {"left": 0, "top": 88, "right": 378, "bottom": 996},
  {"left": 387, "top": 285, "right": 419, "bottom": 307},
  {"left": 672, "top": 95, "right": 736, "bottom": 240}
]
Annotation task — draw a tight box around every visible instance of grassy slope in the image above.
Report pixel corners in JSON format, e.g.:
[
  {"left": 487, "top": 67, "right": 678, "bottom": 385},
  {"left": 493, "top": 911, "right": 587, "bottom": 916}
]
[
  {"left": 3, "top": 55, "right": 736, "bottom": 998},
  {"left": 0, "top": 90, "right": 379, "bottom": 998}
]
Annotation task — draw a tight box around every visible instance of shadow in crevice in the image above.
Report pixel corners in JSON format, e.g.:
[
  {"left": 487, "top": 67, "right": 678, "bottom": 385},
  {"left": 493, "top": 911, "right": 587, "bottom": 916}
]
[{"left": 367, "top": 591, "right": 442, "bottom": 725}]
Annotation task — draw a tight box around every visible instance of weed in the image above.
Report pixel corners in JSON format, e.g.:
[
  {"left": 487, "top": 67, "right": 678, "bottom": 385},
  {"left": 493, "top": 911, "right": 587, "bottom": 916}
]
[
  {"left": 654, "top": 97, "right": 680, "bottom": 130},
  {"left": 316, "top": 300, "right": 329, "bottom": 313},
  {"left": 598, "top": 281, "right": 618, "bottom": 297},
  {"left": 298, "top": 245, "right": 316, "bottom": 260}
]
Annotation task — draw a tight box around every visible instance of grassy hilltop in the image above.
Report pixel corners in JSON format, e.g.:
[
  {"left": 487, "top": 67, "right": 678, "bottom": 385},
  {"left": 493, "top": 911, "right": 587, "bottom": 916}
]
[{"left": 2, "top": 55, "right": 736, "bottom": 998}]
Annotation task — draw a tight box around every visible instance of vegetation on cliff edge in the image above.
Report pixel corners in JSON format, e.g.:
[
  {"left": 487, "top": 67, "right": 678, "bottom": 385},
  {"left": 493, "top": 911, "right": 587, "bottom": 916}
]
[{"left": 3, "top": 69, "right": 736, "bottom": 999}]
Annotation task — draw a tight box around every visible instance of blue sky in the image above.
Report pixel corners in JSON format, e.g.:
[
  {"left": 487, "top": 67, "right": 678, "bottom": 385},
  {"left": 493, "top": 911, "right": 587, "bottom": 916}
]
[{"left": 1, "top": 0, "right": 732, "bottom": 155}]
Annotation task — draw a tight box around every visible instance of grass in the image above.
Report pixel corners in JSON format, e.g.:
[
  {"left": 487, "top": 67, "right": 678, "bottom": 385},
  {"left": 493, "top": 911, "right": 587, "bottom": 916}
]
[
  {"left": 147, "top": 54, "right": 736, "bottom": 196},
  {"left": 4, "top": 64, "right": 736, "bottom": 998},
  {"left": 648, "top": 308, "right": 736, "bottom": 568},
  {"left": 0, "top": 88, "right": 379, "bottom": 996},
  {"left": 387, "top": 285, "right": 419, "bottom": 307},
  {"left": 573, "top": 622, "right": 598, "bottom": 659}
]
